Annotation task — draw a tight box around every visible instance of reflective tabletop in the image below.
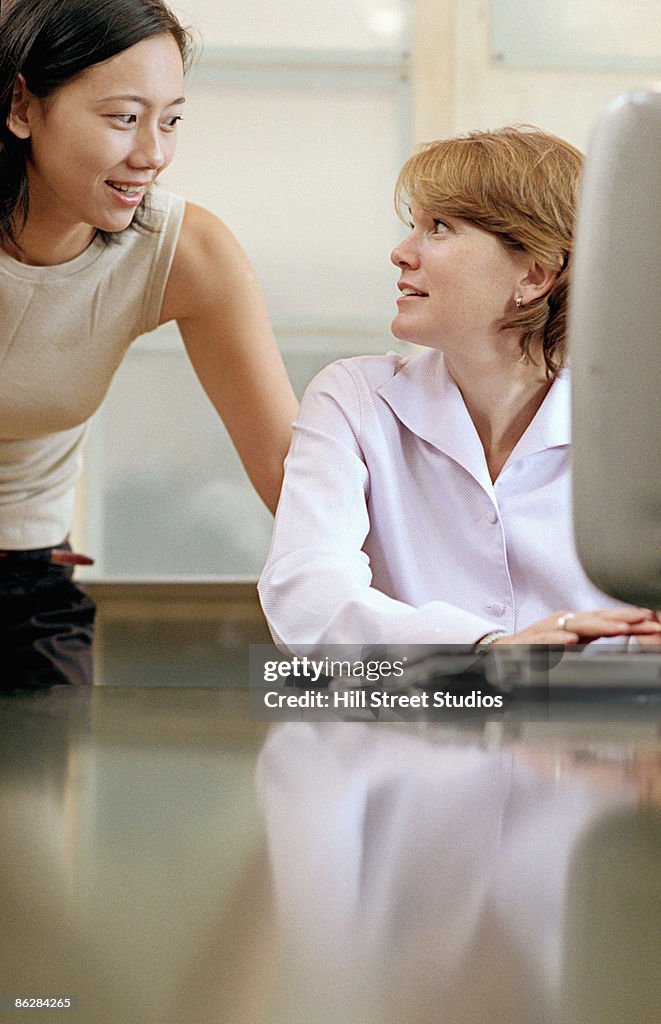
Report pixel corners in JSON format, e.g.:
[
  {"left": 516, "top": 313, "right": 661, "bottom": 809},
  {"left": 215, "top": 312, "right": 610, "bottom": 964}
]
[{"left": 1, "top": 686, "right": 659, "bottom": 1024}]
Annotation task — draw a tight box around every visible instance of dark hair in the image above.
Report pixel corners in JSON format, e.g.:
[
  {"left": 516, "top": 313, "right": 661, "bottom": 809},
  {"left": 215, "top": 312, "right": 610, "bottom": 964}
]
[{"left": 0, "top": 0, "right": 193, "bottom": 249}]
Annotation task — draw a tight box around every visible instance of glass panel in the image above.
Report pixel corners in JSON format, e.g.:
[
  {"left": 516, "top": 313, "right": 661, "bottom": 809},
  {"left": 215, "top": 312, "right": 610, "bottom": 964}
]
[
  {"left": 87, "top": 326, "right": 405, "bottom": 578},
  {"left": 159, "top": 72, "right": 410, "bottom": 327},
  {"left": 174, "top": 0, "right": 412, "bottom": 51},
  {"left": 89, "top": 338, "right": 271, "bottom": 577},
  {"left": 491, "top": 0, "right": 661, "bottom": 71}
]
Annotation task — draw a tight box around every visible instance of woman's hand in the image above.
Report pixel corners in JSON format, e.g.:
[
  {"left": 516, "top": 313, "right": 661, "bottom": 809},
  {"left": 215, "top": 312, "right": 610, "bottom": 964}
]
[
  {"left": 636, "top": 609, "right": 661, "bottom": 648},
  {"left": 492, "top": 607, "right": 661, "bottom": 645}
]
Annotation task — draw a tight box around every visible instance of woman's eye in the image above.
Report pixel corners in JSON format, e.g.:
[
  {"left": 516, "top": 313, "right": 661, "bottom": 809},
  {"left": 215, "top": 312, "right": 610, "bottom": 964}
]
[
  {"left": 162, "top": 115, "right": 183, "bottom": 129},
  {"left": 433, "top": 219, "right": 450, "bottom": 233},
  {"left": 112, "top": 114, "right": 137, "bottom": 125}
]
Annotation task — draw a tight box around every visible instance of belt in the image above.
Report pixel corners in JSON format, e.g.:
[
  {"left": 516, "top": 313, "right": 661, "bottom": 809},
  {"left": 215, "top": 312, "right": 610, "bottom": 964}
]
[{"left": 0, "top": 548, "right": 95, "bottom": 566}]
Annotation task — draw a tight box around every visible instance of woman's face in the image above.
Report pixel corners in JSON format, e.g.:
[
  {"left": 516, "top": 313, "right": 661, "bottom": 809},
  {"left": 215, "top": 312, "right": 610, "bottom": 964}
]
[
  {"left": 390, "top": 202, "right": 532, "bottom": 358},
  {"left": 15, "top": 33, "right": 185, "bottom": 237}
]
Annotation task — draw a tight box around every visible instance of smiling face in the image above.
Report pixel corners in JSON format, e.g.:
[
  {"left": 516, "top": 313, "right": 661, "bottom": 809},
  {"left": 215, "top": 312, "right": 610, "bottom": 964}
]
[
  {"left": 11, "top": 33, "right": 185, "bottom": 247},
  {"left": 390, "top": 203, "right": 534, "bottom": 360}
]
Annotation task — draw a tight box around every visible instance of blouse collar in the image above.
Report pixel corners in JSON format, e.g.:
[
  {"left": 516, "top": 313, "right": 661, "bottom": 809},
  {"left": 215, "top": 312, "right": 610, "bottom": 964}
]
[{"left": 377, "top": 348, "right": 571, "bottom": 491}]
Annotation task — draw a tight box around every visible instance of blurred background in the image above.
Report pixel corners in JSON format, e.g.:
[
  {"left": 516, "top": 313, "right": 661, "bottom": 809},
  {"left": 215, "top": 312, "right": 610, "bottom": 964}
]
[
  {"left": 67, "top": 0, "right": 660, "bottom": 684},
  {"left": 73, "top": 0, "right": 661, "bottom": 581}
]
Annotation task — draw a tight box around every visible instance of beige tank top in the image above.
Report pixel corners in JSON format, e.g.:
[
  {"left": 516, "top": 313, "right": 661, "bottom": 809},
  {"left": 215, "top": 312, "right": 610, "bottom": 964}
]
[{"left": 0, "top": 186, "right": 185, "bottom": 548}]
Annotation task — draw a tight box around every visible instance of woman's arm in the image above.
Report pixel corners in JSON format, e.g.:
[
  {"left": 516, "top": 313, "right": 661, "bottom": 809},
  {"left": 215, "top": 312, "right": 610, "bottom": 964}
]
[
  {"left": 259, "top": 360, "right": 661, "bottom": 653},
  {"left": 160, "top": 201, "right": 298, "bottom": 514}
]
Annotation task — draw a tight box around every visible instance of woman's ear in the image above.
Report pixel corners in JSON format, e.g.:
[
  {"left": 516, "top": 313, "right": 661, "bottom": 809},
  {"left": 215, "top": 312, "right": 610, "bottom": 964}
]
[
  {"left": 519, "top": 258, "right": 559, "bottom": 303},
  {"left": 7, "top": 75, "right": 33, "bottom": 140}
]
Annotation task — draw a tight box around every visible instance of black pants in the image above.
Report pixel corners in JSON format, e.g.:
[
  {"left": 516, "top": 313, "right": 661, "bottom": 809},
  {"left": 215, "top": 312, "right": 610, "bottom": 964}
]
[{"left": 0, "top": 551, "right": 96, "bottom": 691}]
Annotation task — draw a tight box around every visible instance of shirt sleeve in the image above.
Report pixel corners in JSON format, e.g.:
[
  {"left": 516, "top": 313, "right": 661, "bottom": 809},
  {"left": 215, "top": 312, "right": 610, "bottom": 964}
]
[{"left": 258, "top": 360, "right": 501, "bottom": 654}]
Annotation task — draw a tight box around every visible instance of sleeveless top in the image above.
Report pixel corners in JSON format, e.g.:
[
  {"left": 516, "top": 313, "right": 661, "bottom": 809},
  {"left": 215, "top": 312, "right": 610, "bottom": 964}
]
[{"left": 0, "top": 186, "right": 186, "bottom": 549}]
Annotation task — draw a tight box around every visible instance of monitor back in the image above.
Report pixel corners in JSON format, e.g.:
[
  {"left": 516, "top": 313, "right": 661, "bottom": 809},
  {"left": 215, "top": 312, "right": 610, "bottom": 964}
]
[{"left": 569, "top": 90, "right": 661, "bottom": 608}]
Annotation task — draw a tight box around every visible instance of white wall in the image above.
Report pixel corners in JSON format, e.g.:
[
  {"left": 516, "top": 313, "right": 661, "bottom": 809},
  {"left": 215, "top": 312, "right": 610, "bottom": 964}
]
[
  {"left": 414, "top": 0, "right": 660, "bottom": 146},
  {"left": 171, "top": 0, "right": 410, "bottom": 50}
]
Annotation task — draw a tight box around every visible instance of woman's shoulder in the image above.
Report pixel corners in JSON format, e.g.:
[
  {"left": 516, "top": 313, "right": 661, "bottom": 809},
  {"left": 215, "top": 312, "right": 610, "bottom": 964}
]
[
  {"left": 167, "top": 197, "right": 239, "bottom": 254},
  {"left": 312, "top": 350, "right": 411, "bottom": 393},
  {"left": 308, "top": 348, "right": 445, "bottom": 400},
  {"left": 296, "top": 351, "right": 423, "bottom": 429},
  {"left": 158, "top": 199, "right": 262, "bottom": 324}
]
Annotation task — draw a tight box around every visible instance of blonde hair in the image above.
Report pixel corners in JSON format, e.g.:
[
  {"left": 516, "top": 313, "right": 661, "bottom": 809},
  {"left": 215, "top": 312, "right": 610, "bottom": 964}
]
[{"left": 395, "top": 126, "right": 583, "bottom": 378}]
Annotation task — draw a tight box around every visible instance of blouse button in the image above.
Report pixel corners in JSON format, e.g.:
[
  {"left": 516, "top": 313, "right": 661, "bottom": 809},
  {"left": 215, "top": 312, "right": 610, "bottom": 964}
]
[
  {"left": 488, "top": 602, "right": 506, "bottom": 616},
  {"left": 485, "top": 509, "right": 498, "bottom": 524}
]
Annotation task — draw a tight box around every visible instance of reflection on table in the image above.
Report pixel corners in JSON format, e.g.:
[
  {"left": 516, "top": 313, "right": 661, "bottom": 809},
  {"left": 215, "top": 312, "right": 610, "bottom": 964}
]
[
  {"left": 0, "top": 687, "right": 659, "bottom": 1023},
  {"left": 258, "top": 722, "right": 660, "bottom": 1024}
]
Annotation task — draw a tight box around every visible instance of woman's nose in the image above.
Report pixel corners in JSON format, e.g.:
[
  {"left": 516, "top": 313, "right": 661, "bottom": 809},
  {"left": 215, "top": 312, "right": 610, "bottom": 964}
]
[
  {"left": 129, "top": 126, "right": 166, "bottom": 171},
  {"left": 391, "top": 234, "right": 420, "bottom": 269}
]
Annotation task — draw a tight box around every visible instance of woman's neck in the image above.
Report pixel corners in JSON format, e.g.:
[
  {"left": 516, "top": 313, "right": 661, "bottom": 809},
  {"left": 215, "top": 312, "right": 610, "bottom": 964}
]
[
  {"left": 445, "top": 349, "right": 552, "bottom": 482},
  {"left": 4, "top": 213, "right": 96, "bottom": 267}
]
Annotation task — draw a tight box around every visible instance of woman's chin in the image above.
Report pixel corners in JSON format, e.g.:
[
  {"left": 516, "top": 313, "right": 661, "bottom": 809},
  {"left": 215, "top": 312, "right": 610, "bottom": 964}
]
[
  {"left": 390, "top": 316, "right": 408, "bottom": 341},
  {"left": 94, "top": 209, "right": 138, "bottom": 234},
  {"left": 390, "top": 316, "right": 422, "bottom": 346}
]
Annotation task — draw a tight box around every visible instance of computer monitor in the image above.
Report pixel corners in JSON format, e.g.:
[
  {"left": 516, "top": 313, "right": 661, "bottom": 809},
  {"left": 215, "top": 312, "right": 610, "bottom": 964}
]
[{"left": 569, "top": 89, "right": 661, "bottom": 609}]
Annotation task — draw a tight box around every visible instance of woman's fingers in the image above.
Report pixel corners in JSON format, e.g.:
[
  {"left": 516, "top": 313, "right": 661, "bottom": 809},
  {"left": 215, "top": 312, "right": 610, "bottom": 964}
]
[
  {"left": 495, "top": 627, "right": 579, "bottom": 645},
  {"left": 550, "top": 608, "right": 661, "bottom": 639},
  {"left": 637, "top": 633, "right": 661, "bottom": 648},
  {"left": 494, "top": 607, "right": 661, "bottom": 645}
]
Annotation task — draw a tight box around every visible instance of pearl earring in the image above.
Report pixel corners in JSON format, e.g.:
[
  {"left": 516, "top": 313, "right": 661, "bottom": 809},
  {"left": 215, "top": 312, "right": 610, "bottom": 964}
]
[{"left": 515, "top": 296, "right": 524, "bottom": 309}]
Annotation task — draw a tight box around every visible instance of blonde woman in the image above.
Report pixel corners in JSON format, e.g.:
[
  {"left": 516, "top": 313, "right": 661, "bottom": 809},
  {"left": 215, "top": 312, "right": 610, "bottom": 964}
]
[{"left": 259, "top": 128, "right": 660, "bottom": 651}]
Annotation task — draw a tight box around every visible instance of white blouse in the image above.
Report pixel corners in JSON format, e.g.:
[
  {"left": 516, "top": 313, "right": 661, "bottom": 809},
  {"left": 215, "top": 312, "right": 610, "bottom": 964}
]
[{"left": 258, "top": 349, "right": 623, "bottom": 650}]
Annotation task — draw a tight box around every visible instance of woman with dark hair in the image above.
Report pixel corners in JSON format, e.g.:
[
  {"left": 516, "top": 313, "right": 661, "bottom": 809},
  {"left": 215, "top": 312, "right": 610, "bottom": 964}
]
[
  {"left": 259, "top": 127, "right": 660, "bottom": 651},
  {"left": 0, "top": 0, "right": 298, "bottom": 686}
]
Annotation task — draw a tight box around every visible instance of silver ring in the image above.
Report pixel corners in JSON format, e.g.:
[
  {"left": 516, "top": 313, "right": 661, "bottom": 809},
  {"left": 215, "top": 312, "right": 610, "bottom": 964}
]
[{"left": 556, "top": 613, "right": 575, "bottom": 631}]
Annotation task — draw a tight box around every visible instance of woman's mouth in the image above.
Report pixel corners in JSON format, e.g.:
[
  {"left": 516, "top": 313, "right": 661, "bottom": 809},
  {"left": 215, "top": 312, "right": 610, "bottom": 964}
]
[
  {"left": 105, "top": 180, "right": 146, "bottom": 206},
  {"left": 397, "top": 287, "right": 428, "bottom": 303}
]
